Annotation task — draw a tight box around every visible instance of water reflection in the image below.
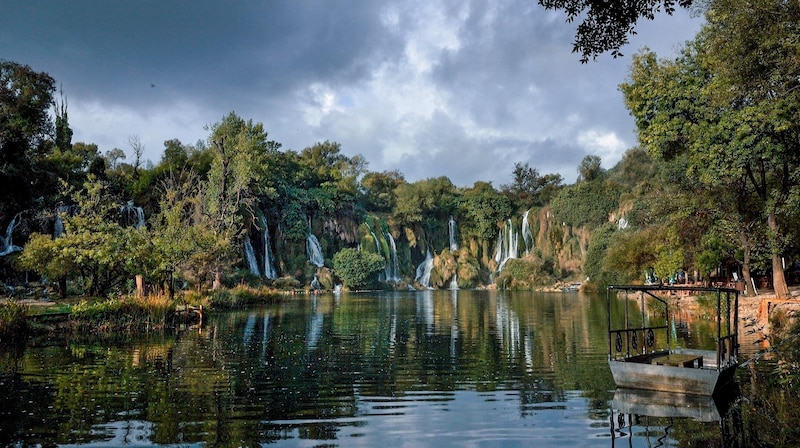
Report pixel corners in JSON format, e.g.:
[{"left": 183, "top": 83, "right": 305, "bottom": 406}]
[{"left": 0, "top": 290, "right": 759, "bottom": 446}]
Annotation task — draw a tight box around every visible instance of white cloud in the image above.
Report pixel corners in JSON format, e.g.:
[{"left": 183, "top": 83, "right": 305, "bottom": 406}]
[
  {"left": 70, "top": 100, "right": 208, "bottom": 164},
  {"left": 576, "top": 130, "right": 627, "bottom": 165}
]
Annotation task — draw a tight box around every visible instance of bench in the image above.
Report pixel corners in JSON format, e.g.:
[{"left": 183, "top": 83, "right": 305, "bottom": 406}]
[{"left": 651, "top": 353, "right": 703, "bottom": 368}]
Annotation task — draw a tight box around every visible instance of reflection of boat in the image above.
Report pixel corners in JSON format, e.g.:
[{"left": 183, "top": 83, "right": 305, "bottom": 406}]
[
  {"left": 611, "top": 387, "right": 731, "bottom": 422},
  {"left": 606, "top": 285, "right": 739, "bottom": 396}
]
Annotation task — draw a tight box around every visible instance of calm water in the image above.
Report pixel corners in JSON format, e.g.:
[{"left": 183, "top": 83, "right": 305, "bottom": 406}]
[{"left": 0, "top": 290, "right": 752, "bottom": 447}]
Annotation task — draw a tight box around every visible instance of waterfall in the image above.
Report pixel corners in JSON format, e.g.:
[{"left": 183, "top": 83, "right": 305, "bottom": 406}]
[
  {"left": 415, "top": 249, "right": 434, "bottom": 288},
  {"left": 120, "top": 201, "right": 145, "bottom": 228},
  {"left": 0, "top": 213, "right": 22, "bottom": 257},
  {"left": 310, "top": 273, "right": 322, "bottom": 290},
  {"left": 449, "top": 272, "right": 458, "bottom": 290},
  {"left": 521, "top": 210, "right": 533, "bottom": 254},
  {"left": 306, "top": 233, "right": 325, "bottom": 267},
  {"left": 495, "top": 219, "right": 518, "bottom": 271},
  {"left": 260, "top": 216, "right": 277, "bottom": 279},
  {"left": 244, "top": 239, "right": 260, "bottom": 276},
  {"left": 448, "top": 216, "right": 459, "bottom": 251},
  {"left": 53, "top": 205, "right": 78, "bottom": 238},
  {"left": 386, "top": 232, "right": 400, "bottom": 283},
  {"left": 366, "top": 224, "right": 386, "bottom": 282}
]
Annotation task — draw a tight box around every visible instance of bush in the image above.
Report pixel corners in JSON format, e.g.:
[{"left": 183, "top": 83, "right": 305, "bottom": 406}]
[
  {"left": 494, "top": 257, "right": 556, "bottom": 290},
  {"left": 0, "top": 301, "right": 29, "bottom": 339},
  {"left": 332, "top": 248, "right": 385, "bottom": 290},
  {"left": 70, "top": 296, "right": 176, "bottom": 332}
]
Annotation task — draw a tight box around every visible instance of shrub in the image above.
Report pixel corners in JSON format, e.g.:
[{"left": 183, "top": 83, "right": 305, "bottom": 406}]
[
  {"left": 332, "top": 248, "right": 385, "bottom": 290},
  {"left": 0, "top": 301, "right": 29, "bottom": 339}
]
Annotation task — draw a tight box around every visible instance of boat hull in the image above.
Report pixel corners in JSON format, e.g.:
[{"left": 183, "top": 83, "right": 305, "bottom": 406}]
[{"left": 609, "top": 359, "right": 737, "bottom": 396}]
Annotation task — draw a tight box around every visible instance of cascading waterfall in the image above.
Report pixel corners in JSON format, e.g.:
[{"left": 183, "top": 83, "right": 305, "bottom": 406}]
[
  {"left": 260, "top": 216, "right": 277, "bottom": 279},
  {"left": 449, "top": 216, "right": 459, "bottom": 251},
  {"left": 448, "top": 216, "right": 459, "bottom": 289},
  {"left": 495, "top": 219, "right": 519, "bottom": 271},
  {"left": 310, "top": 273, "right": 322, "bottom": 290},
  {"left": 415, "top": 249, "right": 434, "bottom": 289},
  {"left": 385, "top": 232, "right": 400, "bottom": 283},
  {"left": 306, "top": 233, "right": 325, "bottom": 267},
  {"left": 366, "top": 223, "right": 386, "bottom": 282},
  {"left": 244, "top": 239, "right": 260, "bottom": 276},
  {"left": 0, "top": 213, "right": 22, "bottom": 257},
  {"left": 120, "top": 201, "right": 145, "bottom": 228},
  {"left": 521, "top": 210, "right": 533, "bottom": 255},
  {"left": 449, "top": 272, "right": 458, "bottom": 290},
  {"left": 495, "top": 219, "right": 518, "bottom": 271}
]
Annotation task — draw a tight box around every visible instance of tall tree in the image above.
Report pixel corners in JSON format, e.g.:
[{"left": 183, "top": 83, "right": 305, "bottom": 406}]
[
  {"left": 501, "top": 162, "right": 563, "bottom": 209},
  {"left": 0, "top": 61, "right": 56, "bottom": 215},
  {"left": 203, "top": 112, "right": 279, "bottom": 287},
  {"left": 622, "top": 0, "right": 800, "bottom": 297}
]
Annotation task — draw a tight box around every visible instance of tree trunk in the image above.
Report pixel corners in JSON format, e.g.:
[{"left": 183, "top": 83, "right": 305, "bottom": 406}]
[
  {"left": 739, "top": 229, "right": 753, "bottom": 296},
  {"left": 167, "top": 271, "right": 175, "bottom": 300},
  {"left": 58, "top": 276, "right": 67, "bottom": 299},
  {"left": 135, "top": 275, "right": 144, "bottom": 297},
  {"left": 213, "top": 270, "right": 222, "bottom": 290},
  {"left": 768, "top": 210, "right": 789, "bottom": 299}
]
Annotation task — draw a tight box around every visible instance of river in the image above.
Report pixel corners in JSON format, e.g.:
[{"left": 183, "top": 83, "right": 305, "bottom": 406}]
[{"left": 0, "top": 290, "right": 766, "bottom": 446}]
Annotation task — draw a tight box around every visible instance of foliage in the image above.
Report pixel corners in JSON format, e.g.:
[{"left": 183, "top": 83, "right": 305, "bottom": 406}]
[
  {"left": 537, "top": 0, "right": 693, "bottom": 62},
  {"left": 601, "top": 227, "right": 661, "bottom": 285},
  {"left": 69, "top": 295, "right": 175, "bottom": 332},
  {"left": 550, "top": 178, "right": 621, "bottom": 228},
  {"left": 360, "top": 169, "right": 405, "bottom": 212},
  {"left": 17, "top": 178, "right": 137, "bottom": 297},
  {"left": 494, "top": 257, "right": 556, "bottom": 289},
  {"left": 208, "top": 285, "right": 280, "bottom": 309},
  {"left": 577, "top": 155, "right": 605, "bottom": 182},
  {"left": 583, "top": 223, "right": 617, "bottom": 287},
  {"left": 500, "top": 162, "right": 563, "bottom": 209},
  {"left": 460, "top": 182, "right": 513, "bottom": 241},
  {"left": 0, "top": 61, "right": 56, "bottom": 214},
  {"left": 621, "top": 1, "right": 800, "bottom": 297},
  {"left": 0, "top": 301, "right": 29, "bottom": 339},
  {"left": 332, "top": 248, "right": 385, "bottom": 290}
]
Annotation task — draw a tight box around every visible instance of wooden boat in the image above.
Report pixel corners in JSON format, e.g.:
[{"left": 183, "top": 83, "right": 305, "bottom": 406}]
[{"left": 607, "top": 285, "right": 739, "bottom": 396}]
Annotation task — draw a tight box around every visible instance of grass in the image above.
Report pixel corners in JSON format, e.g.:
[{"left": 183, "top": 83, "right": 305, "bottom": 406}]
[
  {"left": 0, "top": 300, "right": 30, "bottom": 339},
  {"left": 1, "top": 283, "right": 286, "bottom": 338}
]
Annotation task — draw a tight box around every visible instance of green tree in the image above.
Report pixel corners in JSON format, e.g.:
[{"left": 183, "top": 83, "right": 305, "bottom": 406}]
[
  {"left": 203, "top": 112, "right": 279, "bottom": 287},
  {"left": 360, "top": 170, "right": 405, "bottom": 212},
  {"left": 501, "top": 162, "right": 563, "bottom": 209},
  {"left": 0, "top": 60, "right": 56, "bottom": 215},
  {"left": 18, "top": 178, "right": 136, "bottom": 297},
  {"left": 460, "top": 181, "right": 513, "bottom": 241},
  {"left": 332, "top": 248, "right": 385, "bottom": 290},
  {"left": 577, "top": 155, "right": 605, "bottom": 183},
  {"left": 621, "top": 1, "right": 800, "bottom": 297}
]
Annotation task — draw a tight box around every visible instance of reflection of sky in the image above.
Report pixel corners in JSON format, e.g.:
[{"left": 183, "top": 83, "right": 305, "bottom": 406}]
[{"left": 266, "top": 390, "right": 610, "bottom": 447}]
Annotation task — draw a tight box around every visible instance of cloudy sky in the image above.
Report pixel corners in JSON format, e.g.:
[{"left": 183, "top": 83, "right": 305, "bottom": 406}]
[{"left": 1, "top": 1, "right": 703, "bottom": 186}]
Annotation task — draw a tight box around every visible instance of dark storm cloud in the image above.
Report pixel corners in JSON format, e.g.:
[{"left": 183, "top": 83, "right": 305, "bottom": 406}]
[
  {"left": 0, "top": 0, "right": 702, "bottom": 185},
  {"left": 1, "top": 1, "right": 401, "bottom": 108}
]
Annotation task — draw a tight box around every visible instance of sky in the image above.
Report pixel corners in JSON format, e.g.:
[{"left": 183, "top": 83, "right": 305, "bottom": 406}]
[{"left": 0, "top": 1, "right": 704, "bottom": 187}]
